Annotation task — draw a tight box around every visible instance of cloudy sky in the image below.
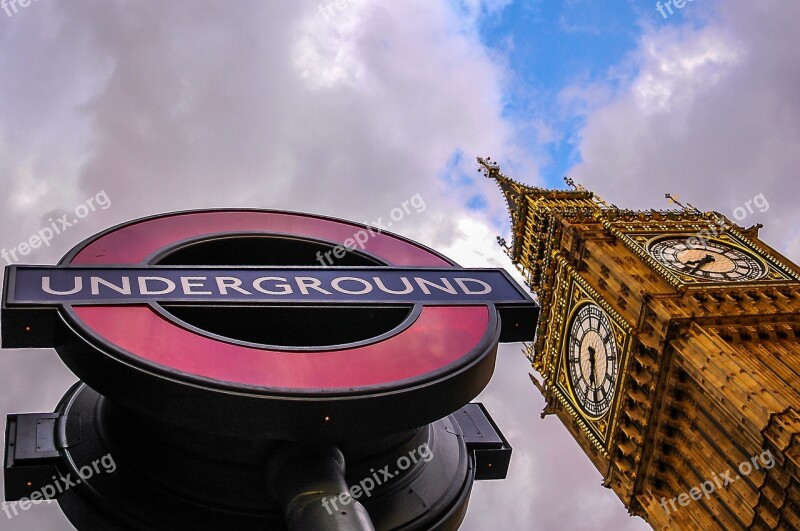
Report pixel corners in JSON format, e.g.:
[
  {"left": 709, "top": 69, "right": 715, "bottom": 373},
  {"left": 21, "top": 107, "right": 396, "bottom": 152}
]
[{"left": 1, "top": 0, "right": 798, "bottom": 529}]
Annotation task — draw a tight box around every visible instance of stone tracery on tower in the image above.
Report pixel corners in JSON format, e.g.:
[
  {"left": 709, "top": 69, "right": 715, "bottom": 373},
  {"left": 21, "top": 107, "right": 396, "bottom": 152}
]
[{"left": 482, "top": 156, "right": 800, "bottom": 530}]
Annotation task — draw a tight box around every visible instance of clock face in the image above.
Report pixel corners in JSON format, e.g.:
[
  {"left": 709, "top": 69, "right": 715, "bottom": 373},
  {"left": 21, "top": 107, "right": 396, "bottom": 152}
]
[
  {"left": 649, "top": 237, "right": 766, "bottom": 282},
  {"left": 566, "top": 303, "right": 619, "bottom": 418}
]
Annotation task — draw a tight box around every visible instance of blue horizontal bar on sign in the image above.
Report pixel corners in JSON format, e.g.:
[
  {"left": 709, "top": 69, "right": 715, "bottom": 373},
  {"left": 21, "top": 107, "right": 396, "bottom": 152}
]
[{"left": 6, "top": 266, "right": 534, "bottom": 306}]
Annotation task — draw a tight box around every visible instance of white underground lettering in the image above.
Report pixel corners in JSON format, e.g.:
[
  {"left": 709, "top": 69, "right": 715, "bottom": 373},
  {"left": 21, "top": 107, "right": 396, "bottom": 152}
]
[{"left": 40, "top": 275, "right": 494, "bottom": 298}]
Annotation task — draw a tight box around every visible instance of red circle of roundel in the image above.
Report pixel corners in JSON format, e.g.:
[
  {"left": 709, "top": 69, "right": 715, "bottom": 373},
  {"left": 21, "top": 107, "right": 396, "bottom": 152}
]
[{"left": 63, "top": 210, "right": 492, "bottom": 393}]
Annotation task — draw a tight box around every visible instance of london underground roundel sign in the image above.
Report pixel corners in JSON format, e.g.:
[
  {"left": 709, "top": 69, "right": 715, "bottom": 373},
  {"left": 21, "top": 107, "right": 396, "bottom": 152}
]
[{"left": 3, "top": 210, "right": 538, "bottom": 439}]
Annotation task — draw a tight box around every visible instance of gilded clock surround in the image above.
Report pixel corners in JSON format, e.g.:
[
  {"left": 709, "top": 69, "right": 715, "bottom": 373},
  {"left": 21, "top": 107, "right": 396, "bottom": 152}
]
[
  {"left": 648, "top": 236, "right": 767, "bottom": 282},
  {"left": 481, "top": 156, "right": 800, "bottom": 530},
  {"left": 627, "top": 231, "right": 794, "bottom": 287},
  {"left": 555, "top": 276, "right": 632, "bottom": 449},
  {"left": 565, "top": 302, "right": 620, "bottom": 419}
]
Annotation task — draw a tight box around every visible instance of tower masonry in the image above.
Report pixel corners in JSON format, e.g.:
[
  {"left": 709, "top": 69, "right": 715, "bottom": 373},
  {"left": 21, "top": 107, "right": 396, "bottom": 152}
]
[{"left": 482, "top": 156, "right": 800, "bottom": 530}]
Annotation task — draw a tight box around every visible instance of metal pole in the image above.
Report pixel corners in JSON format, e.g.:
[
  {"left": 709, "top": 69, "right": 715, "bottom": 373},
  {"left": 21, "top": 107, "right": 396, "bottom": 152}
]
[{"left": 266, "top": 444, "right": 375, "bottom": 531}]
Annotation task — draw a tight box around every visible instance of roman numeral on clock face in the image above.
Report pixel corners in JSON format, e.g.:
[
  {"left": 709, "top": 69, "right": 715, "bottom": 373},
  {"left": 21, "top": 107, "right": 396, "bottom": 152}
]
[
  {"left": 649, "top": 237, "right": 767, "bottom": 282},
  {"left": 565, "top": 303, "right": 620, "bottom": 418}
]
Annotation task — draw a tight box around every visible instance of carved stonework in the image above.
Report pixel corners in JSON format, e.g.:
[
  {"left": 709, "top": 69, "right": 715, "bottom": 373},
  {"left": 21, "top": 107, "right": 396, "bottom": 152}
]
[{"left": 484, "top": 158, "right": 800, "bottom": 531}]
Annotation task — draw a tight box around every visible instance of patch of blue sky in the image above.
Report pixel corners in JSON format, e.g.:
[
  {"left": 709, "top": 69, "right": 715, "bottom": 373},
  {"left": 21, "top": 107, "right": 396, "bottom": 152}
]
[
  {"left": 474, "top": 0, "right": 647, "bottom": 187},
  {"left": 467, "top": 194, "right": 489, "bottom": 211},
  {"left": 440, "top": 148, "right": 497, "bottom": 213},
  {"left": 439, "top": 149, "right": 475, "bottom": 188}
]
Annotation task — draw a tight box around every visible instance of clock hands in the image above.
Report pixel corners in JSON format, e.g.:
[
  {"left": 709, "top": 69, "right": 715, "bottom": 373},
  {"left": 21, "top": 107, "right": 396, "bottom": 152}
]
[
  {"left": 651, "top": 238, "right": 765, "bottom": 282},
  {"left": 570, "top": 305, "right": 620, "bottom": 417},
  {"left": 685, "top": 253, "right": 715, "bottom": 274}
]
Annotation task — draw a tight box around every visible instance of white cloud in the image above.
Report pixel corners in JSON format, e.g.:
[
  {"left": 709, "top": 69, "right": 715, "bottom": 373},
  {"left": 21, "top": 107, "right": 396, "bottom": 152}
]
[
  {"left": 567, "top": 1, "right": 800, "bottom": 261},
  {"left": 631, "top": 27, "right": 741, "bottom": 114},
  {"left": 0, "top": 2, "right": 543, "bottom": 529},
  {"left": 293, "top": 1, "right": 370, "bottom": 90},
  {"left": 0, "top": 0, "right": 528, "bottom": 263},
  {"left": 2, "top": 1, "right": 795, "bottom": 530}
]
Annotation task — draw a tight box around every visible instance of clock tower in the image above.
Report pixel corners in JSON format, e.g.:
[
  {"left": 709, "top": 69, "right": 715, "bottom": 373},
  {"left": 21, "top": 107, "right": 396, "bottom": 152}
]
[{"left": 480, "top": 157, "right": 800, "bottom": 530}]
